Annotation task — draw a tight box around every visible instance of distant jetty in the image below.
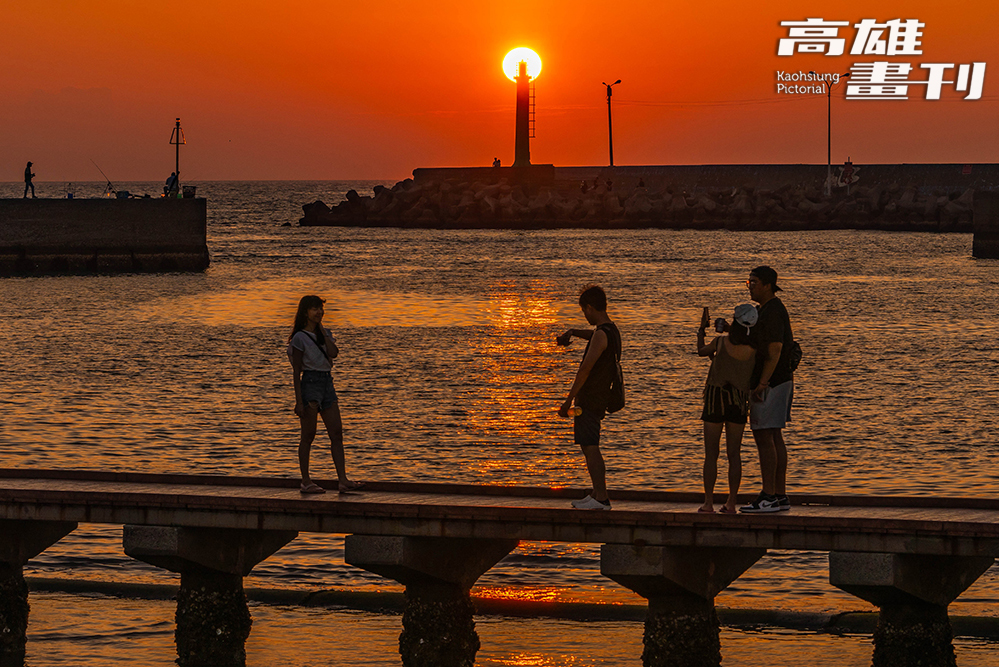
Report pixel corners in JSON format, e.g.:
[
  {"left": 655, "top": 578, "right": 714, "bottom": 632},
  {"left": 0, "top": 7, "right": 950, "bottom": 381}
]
[
  {"left": 300, "top": 163, "right": 998, "bottom": 235},
  {"left": 0, "top": 198, "right": 209, "bottom": 276}
]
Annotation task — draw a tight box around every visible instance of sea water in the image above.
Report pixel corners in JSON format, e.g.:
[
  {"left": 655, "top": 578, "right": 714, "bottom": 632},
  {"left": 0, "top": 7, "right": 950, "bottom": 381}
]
[{"left": 0, "top": 180, "right": 996, "bottom": 665}]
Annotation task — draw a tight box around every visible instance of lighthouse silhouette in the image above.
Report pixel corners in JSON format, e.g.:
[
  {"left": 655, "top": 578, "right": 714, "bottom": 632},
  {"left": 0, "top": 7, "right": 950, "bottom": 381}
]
[{"left": 513, "top": 59, "right": 532, "bottom": 167}]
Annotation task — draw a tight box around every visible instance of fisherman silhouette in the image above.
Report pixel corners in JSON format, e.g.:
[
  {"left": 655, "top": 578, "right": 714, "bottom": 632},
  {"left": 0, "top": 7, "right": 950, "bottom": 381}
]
[
  {"left": 23, "top": 162, "right": 36, "bottom": 199},
  {"left": 164, "top": 172, "right": 179, "bottom": 197}
]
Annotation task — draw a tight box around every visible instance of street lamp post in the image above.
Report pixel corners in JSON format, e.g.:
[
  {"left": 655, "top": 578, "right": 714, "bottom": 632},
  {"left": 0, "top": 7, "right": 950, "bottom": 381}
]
[
  {"left": 603, "top": 79, "right": 621, "bottom": 167},
  {"left": 810, "top": 71, "right": 851, "bottom": 196}
]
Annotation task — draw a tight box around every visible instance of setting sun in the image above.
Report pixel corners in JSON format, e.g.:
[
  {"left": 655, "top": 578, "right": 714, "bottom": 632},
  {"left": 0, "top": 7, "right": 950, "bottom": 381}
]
[{"left": 503, "top": 47, "right": 542, "bottom": 81}]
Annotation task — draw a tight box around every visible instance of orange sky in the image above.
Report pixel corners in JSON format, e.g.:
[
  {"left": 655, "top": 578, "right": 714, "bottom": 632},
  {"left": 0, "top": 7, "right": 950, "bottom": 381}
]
[{"left": 1, "top": 0, "right": 996, "bottom": 180}]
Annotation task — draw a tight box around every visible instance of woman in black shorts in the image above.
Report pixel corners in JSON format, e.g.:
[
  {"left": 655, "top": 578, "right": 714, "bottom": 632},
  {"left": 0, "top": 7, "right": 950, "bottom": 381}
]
[{"left": 696, "top": 304, "right": 757, "bottom": 513}]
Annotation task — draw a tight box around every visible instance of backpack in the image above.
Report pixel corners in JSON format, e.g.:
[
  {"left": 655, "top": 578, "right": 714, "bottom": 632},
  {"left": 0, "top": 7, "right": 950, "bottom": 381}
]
[
  {"left": 788, "top": 340, "right": 802, "bottom": 373},
  {"left": 601, "top": 324, "right": 626, "bottom": 414}
]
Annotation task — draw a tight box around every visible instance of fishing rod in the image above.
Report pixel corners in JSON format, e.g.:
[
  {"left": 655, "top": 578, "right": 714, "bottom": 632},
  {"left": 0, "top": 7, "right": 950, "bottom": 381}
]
[{"left": 90, "top": 158, "right": 117, "bottom": 196}]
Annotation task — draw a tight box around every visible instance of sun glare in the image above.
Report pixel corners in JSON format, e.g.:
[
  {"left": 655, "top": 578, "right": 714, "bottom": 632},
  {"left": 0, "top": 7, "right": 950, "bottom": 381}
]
[{"left": 503, "top": 47, "right": 542, "bottom": 81}]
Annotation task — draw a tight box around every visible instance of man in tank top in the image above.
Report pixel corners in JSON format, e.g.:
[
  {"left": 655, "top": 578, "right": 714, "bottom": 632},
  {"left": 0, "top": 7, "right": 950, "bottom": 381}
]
[
  {"left": 556, "top": 285, "right": 622, "bottom": 510},
  {"left": 741, "top": 266, "right": 795, "bottom": 514}
]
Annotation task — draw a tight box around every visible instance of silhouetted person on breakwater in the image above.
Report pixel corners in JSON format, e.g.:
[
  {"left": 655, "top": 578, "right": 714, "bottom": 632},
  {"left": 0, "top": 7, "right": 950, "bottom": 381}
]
[
  {"left": 287, "top": 295, "right": 364, "bottom": 494},
  {"left": 164, "top": 172, "right": 179, "bottom": 197},
  {"left": 492, "top": 157, "right": 501, "bottom": 167},
  {"left": 556, "top": 285, "right": 623, "bottom": 510},
  {"left": 23, "top": 162, "right": 35, "bottom": 198},
  {"left": 741, "top": 266, "right": 796, "bottom": 514}
]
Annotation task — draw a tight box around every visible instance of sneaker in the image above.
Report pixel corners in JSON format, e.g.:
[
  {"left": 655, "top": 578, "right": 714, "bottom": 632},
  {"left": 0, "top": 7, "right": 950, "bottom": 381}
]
[
  {"left": 739, "top": 492, "right": 781, "bottom": 513},
  {"left": 571, "top": 494, "right": 612, "bottom": 510},
  {"left": 775, "top": 495, "right": 791, "bottom": 511}
]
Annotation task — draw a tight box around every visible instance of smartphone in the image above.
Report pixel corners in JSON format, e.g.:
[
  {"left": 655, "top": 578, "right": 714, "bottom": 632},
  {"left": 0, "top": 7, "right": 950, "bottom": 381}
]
[{"left": 701, "top": 307, "right": 710, "bottom": 329}]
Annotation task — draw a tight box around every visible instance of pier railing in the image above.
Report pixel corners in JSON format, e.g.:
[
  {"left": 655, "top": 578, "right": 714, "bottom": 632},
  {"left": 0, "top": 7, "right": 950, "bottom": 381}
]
[{"left": 0, "top": 469, "right": 995, "bottom": 667}]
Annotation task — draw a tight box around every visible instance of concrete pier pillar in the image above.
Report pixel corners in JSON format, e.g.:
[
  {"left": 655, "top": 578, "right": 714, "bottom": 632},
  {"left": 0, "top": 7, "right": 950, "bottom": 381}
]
[
  {"left": 0, "top": 520, "right": 76, "bottom": 662},
  {"left": 601, "top": 544, "right": 766, "bottom": 667},
  {"left": 124, "top": 526, "right": 296, "bottom": 667},
  {"left": 830, "top": 552, "right": 995, "bottom": 667},
  {"left": 345, "top": 535, "right": 519, "bottom": 667}
]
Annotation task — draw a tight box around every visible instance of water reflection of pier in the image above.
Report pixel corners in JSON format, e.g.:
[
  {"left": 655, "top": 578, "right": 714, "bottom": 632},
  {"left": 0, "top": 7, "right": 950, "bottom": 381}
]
[{"left": 1, "top": 469, "right": 995, "bottom": 667}]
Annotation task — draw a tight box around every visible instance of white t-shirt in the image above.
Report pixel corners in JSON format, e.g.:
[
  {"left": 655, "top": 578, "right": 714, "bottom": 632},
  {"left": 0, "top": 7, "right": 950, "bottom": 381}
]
[{"left": 288, "top": 328, "right": 334, "bottom": 372}]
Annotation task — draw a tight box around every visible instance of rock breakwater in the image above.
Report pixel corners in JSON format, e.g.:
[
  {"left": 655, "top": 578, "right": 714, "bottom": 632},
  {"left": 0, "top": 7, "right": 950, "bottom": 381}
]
[{"left": 300, "top": 166, "right": 994, "bottom": 232}]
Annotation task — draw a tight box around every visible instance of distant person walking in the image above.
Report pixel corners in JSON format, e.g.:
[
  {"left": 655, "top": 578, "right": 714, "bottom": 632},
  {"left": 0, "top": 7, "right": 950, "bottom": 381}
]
[
  {"left": 492, "top": 157, "right": 501, "bottom": 167},
  {"left": 287, "top": 295, "right": 364, "bottom": 494},
  {"left": 697, "top": 304, "right": 758, "bottom": 514},
  {"left": 164, "top": 172, "right": 179, "bottom": 197},
  {"left": 556, "top": 285, "right": 623, "bottom": 510},
  {"left": 23, "top": 162, "right": 35, "bottom": 198},
  {"left": 740, "top": 266, "right": 795, "bottom": 513}
]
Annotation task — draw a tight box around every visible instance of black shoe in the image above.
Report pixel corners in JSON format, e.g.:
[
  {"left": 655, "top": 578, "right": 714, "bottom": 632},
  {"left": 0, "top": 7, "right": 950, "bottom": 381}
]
[
  {"left": 739, "top": 492, "right": 781, "bottom": 513},
  {"left": 776, "top": 495, "right": 791, "bottom": 511}
]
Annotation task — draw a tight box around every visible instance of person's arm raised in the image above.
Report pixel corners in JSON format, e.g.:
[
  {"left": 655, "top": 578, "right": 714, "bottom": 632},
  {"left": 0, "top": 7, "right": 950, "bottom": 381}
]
[{"left": 556, "top": 328, "right": 595, "bottom": 345}]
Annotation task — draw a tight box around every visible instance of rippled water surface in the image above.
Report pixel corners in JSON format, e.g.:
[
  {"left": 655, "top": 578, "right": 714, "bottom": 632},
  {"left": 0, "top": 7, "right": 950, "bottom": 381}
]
[{"left": 1, "top": 181, "right": 997, "bottom": 664}]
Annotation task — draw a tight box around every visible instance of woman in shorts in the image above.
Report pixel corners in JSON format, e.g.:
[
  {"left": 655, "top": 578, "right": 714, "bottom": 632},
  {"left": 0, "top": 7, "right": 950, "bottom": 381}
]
[
  {"left": 287, "top": 295, "right": 363, "bottom": 494},
  {"left": 696, "top": 304, "right": 757, "bottom": 513}
]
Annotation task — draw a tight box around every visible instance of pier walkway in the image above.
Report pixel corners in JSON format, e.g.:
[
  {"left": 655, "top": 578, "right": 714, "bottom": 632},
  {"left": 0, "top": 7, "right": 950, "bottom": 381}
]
[{"left": 0, "top": 469, "right": 996, "bottom": 667}]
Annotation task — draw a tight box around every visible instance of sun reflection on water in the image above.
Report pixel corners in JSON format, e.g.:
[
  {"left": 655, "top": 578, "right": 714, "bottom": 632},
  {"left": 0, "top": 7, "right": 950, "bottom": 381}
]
[
  {"left": 475, "top": 586, "right": 564, "bottom": 603},
  {"left": 462, "top": 281, "right": 572, "bottom": 482}
]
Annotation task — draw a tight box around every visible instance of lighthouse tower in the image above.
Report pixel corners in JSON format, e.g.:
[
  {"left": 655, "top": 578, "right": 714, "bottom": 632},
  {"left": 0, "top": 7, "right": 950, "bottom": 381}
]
[{"left": 513, "top": 60, "right": 532, "bottom": 167}]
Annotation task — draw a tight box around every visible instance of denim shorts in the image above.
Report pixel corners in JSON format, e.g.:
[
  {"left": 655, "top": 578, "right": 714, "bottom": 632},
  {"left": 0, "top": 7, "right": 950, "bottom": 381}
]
[{"left": 301, "top": 370, "right": 338, "bottom": 412}]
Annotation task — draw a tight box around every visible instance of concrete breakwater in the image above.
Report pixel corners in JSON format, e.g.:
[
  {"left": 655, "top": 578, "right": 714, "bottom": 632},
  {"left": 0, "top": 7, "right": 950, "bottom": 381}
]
[
  {"left": 0, "top": 198, "right": 209, "bottom": 276},
  {"left": 300, "top": 163, "right": 998, "bottom": 232}
]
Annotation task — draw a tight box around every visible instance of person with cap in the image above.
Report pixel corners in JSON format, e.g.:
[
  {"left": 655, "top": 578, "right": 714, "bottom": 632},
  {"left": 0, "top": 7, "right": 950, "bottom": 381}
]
[
  {"left": 741, "top": 266, "right": 796, "bottom": 513},
  {"left": 697, "top": 303, "right": 758, "bottom": 514},
  {"left": 23, "top": 162, "right": 36, "bottom": 198}
]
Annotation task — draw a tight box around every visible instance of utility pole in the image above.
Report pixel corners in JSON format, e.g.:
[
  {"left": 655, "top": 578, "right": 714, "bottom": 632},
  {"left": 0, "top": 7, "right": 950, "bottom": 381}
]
[
  {"left": 809, "top": 72, "right": 851, "bottom": 196},
  {"left": 603, "top": 80, "right": 621, "bottom": 167}
]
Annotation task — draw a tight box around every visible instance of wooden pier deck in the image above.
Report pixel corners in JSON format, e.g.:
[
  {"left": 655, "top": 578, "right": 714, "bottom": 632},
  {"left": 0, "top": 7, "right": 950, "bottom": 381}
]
[
  {"left": 0, "top": 469, "right": 995, "bottom": 666},
  {"left": 0, "top": 469, "right": 994, "bottom": 556}
]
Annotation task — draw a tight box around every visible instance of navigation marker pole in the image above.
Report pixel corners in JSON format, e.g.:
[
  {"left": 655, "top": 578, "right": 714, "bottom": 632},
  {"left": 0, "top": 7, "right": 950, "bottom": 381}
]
[{"left": 169, "top": 118, "right": 186, "bottom": 188}]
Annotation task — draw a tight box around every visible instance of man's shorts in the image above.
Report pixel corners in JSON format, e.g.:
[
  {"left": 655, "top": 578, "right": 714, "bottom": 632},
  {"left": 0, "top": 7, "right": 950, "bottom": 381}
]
[
  {"left": 749, "top": 380, "right": 793, "bottom": 431},
  {"left": 574, "top": 408, "right": 605, "bottom": 447},
  {"left": 301, "top": 370, "right": 338, "bottom": 412}
]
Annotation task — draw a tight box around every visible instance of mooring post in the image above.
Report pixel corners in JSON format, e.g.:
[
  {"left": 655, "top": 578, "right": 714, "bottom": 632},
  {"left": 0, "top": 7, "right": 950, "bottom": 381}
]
[
  {"left": 345, "top": 535, "right": 519, "bottom": 667},
  {"left": 601, "top": 544, "right": 766, "bottom": 667},
  {"left": 0, "top": 519, "right": 76, "bottom": 663},
  {"left": 830, "top": 552, "right": 995, "bottom": 667},
  {"left": 123, "top": 525, "right": 297, "bottom": 667}
]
